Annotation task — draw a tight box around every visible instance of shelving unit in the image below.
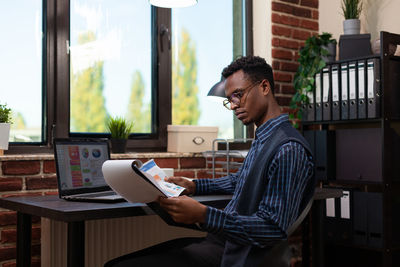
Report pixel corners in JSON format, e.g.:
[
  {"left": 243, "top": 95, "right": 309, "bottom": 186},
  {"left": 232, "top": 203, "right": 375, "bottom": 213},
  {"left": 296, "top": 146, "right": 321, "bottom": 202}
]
[
  {"left": 303, "top": 31, "right": 400, "bottom": 267},
  {"left": 202, "top": 138, "right": 253, "bottom": 178}
]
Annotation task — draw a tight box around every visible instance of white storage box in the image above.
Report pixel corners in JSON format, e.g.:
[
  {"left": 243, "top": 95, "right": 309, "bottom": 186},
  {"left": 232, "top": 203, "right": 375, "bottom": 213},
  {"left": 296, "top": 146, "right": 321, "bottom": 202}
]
[{"left": 167, "top": 125, "right": 218, "bottom": 152}]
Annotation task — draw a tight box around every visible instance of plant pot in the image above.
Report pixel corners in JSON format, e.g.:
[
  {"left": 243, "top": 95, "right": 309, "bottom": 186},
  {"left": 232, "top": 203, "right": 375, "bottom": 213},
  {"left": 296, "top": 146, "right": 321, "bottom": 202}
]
[
  {"left": 0, "top": 123, "right": 11, "bottom": 150},
  {"left": 343, "top": 19, "right": 360, "bottom": 35},
  {"left": 110, "top": 138, "right": 127, "bottom": 153},
  {"left": 322, "top": 42, "right": 337, "bottom": 63}
]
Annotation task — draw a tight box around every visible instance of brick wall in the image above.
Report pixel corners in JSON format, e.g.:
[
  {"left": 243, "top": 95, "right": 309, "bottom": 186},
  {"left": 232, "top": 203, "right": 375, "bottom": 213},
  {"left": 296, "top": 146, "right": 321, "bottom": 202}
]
[{"left": 271, "top": 0, "right": 319, "bottom": 119}]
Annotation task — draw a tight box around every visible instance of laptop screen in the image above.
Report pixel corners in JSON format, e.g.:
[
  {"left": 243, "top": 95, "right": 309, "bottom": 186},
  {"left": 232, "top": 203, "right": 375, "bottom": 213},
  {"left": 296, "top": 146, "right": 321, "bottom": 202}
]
[{"left": 54, "top": 139, "right": 111, "bottom": 196}]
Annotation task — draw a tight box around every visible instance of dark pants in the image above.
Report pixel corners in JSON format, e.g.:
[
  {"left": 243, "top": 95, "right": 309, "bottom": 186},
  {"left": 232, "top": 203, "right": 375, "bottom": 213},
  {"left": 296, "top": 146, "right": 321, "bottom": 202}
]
[{"left": 104, "top": 234, "right": 225, "bottom": 267}]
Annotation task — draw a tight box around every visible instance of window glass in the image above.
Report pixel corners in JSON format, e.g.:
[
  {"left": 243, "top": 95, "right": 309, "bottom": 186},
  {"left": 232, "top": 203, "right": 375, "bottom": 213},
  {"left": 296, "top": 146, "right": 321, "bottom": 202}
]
[
  {"left": 172, "top": 0, "right": 234, "bottom": 139},
  {"left": 70, "top": 0, "right": 152, "bottom": 134},
  {"left": 0, "top": 1, "right": 43, "bottom": 142}
]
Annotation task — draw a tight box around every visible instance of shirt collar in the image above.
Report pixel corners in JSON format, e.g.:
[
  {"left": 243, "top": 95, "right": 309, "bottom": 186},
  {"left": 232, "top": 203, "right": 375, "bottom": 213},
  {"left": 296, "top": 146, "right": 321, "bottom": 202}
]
[{"left": 255, "top": 114, "right": 289, "bottom": 143}]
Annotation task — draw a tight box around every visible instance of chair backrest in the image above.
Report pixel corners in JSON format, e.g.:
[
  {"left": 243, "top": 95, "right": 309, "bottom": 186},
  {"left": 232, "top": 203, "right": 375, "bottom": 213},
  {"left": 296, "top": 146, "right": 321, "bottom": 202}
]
[{"left": 256, "top": 196, "right": 314, "bottom": 267}]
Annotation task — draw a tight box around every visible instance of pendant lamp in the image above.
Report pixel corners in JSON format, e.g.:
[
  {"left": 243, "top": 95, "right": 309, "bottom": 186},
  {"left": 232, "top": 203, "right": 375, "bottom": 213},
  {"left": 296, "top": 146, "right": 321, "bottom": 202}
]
[{"left": 149, "top": 0, "right": 197, "bottom": 8}]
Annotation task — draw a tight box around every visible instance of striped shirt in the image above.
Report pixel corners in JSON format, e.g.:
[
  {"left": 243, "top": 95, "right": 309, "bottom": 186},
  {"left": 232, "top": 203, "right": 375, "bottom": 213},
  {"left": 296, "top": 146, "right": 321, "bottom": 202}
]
[{"left": 195, "top": 114, "right": 314, "bottom": 247}]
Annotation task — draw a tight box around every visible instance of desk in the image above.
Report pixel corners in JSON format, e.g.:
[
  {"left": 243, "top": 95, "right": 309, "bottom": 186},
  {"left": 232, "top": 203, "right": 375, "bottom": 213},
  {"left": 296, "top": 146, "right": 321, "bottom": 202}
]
[
  {"left": 0, "top": 188, "right": 341, "bottom": 267},
  {"left": 0, "top": 195, "right": 231, "bottom": 267}
]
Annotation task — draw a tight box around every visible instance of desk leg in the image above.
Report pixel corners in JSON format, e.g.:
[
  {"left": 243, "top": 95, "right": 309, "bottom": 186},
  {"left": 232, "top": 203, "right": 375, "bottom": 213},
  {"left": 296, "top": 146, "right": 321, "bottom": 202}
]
[
  {"left": 67, "top": 221, "right": 85, "bottom": 267},
  {"left": 17, "top": 212, "right": 31, "bottom": 267},
  {"left": 312, "top": 200, "right": 325, "bottom": 267}
]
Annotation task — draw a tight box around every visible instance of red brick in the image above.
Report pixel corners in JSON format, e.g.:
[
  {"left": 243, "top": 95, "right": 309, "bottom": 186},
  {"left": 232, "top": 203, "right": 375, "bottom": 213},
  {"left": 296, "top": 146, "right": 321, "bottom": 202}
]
[
  {"left": 301, "top": 0, "right": 318, "bottom": 8},
  {"left": 1, "top": 228, "right": 16, "bottom": 243},
  {"left": 312, "top": 10, "right": 319, "bottom": 20},
  {"left": 180, "top": 158, "right": 205, "bottom": 169},
  {"left": 272, "top": 13, "right": 300, "bottom": 27},
  {"left": 196, "top": 170, "right": 213, "bottom": 179},
  {"left": 276, "top": 96, "right": 292, "bottom": 106},
  {"left": 282, "top": 84, "right": 296, "bottom": 94},
  {"left": 272, "top": 49, "right": 293, "bottom": 60},
  {"left": 292, "top": 6, "right": 312, "bottom": 18},
  {"left": 0, "top": 212, "right": 16, "bottom": 226},
  {"left": 281, "top": 0, "right": 299, "bottom": 4},
  {"left": 281, "top": 106, "right": 297, "bottom": 115},
  {"left": 0, "top": 178, "right": 22, "bottom": 191},
  {"left": 153, "top": 158, "right": 178, "bottom": 168},
  {"left": 43, "top": 160, "right": 56, "bottom": 174},
  {"left": 2, "top": 161, "right": 40, "bottom": 175},
  {"left": 272, "top": 25, "right": 292, "bottom": 38},
  {"left": 292, "top": 29, "right": 312, "bottom": 40},
  {"left": 0, "top": 246, "right": 16, "bottom": 261},
  {"left": 300, "top": 19, "right": 318, "bottom": 31},
  {"left": 272, "top": 60, "right": 280, "bottom": 70},
  {"left": 274, "top": 72, "right": 293, "bottom": 82},
  {"left": 281, "top": 62, "right": 299, "bottom": 72},
  {"left": 26, "top": 176, "right": 57, "bottom": 190},
  {"left": 173, "top": 171, "right": 195, "bottom": 178},
  {"left": 272, "top": 38, "right": 299, "bottom": 50},
  {"left": 271, "top": 2, "right": 294, "bottom": 14}
]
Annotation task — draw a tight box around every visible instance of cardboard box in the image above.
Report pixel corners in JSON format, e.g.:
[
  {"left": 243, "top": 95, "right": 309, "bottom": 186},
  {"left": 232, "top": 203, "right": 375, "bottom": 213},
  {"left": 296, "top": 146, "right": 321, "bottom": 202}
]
[{"left": 167, "top": 125, "right": 218, "bottom": 152}]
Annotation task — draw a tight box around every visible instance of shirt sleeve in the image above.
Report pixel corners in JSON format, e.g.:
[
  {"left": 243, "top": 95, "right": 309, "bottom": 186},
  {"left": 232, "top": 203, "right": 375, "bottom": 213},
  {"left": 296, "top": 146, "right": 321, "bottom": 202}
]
[
  {"left": 194, "top": 162, "right": 246, "bottom": 195},
  {"left": 200, "top": 142, "right": 314, "bottom": 248}
]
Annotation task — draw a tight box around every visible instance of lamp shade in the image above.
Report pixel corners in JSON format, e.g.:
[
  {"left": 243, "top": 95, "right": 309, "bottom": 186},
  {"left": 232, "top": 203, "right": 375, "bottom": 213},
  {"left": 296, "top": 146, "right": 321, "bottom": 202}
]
[
  {"left": 207, "top": 79, "right": 226, "bottom": 98},
  {"left": 149, "top": 0, "right": 197, "bottom": 8}
]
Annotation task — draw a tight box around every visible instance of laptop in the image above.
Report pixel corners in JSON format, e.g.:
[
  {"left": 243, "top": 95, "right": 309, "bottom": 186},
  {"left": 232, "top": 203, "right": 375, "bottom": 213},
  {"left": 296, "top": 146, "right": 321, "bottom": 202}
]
[{"left": 53, "top": 138, "right": 125, "bottom": 203}]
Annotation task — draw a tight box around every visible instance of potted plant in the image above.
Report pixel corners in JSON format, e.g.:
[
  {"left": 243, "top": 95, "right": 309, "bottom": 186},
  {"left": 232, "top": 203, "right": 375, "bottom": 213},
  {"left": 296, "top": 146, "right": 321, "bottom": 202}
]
[
  {"left": 341, "top": 0, "right": 363, "bottom": 35},
  {"left": 106, "top": 116, "right": 133, "bottom": 153},
  {"left": 290, "top": 33, "right": 336, "bottom": 127},
  {"left": 0, "top": 103, "right": 12, "bottom": 153}
]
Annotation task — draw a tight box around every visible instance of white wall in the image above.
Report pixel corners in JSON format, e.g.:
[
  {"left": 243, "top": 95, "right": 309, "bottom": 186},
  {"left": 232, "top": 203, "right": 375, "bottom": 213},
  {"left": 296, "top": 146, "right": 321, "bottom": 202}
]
[
  {"left": 253, "top": 0, "right": 271, "bottom": 62},
  {"left": 319, "top": 0, "right": 400, "bottom": 42}
]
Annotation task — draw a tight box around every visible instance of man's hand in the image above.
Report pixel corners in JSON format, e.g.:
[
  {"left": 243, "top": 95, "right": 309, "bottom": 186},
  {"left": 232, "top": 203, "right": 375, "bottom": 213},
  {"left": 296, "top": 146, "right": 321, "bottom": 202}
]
[
  {"left": 158, "top": 195, "right": 207, "bottom": 224},
  {"left": 165, "top": 176, "right": 196, "bottom": 195}
]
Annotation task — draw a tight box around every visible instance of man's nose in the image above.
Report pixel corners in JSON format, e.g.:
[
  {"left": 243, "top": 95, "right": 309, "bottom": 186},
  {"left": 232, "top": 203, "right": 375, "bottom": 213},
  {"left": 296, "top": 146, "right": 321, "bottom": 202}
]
[{"left": 231, "top": 102, "right": 240, "bottom": 110}]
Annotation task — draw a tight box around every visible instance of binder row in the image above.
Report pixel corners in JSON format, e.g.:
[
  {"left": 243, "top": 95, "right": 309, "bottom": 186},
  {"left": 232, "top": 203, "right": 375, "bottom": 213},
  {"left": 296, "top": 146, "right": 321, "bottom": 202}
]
[{"left": 302, "top": 58, "right": 381, "bottom": 122}]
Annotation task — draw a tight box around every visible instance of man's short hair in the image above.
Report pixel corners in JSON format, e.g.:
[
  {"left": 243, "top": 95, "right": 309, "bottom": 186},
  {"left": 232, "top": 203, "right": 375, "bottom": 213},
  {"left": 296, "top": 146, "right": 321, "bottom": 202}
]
[{"left": 221, "top": 56, "right": 275, "bottom": 94}]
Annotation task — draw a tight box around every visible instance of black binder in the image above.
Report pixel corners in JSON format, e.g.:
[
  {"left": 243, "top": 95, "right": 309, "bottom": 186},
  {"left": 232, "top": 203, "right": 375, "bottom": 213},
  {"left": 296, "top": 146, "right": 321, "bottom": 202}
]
[
  {"left": 340, "top": 63, "right": 349, "bottom": 120},
  {"left": 367, "top": 58, "right": 381, "bottom": 118},
  {"left": 315, "top": 72, "right": 322, "bottom": 121},
  {"left": 301, "top": 102, "right": 308, "bottom": 122},
  {"left": 367, "top": 193, "right": 383, "bottom": 248},
  {"left": 349, "top": 62, "right": 357, "bottom": 119},
  {"left": 322, "top": 67, "right": 331, "bottom": 121},
  {"left": 353, "top": 191, "right": 368, "bottom": 246},
  {"left": 331, "top": 65, "right": 340, "bottom": 120},
  {"left": 357, "top": 61, "right": 367, "bottom": 119}
]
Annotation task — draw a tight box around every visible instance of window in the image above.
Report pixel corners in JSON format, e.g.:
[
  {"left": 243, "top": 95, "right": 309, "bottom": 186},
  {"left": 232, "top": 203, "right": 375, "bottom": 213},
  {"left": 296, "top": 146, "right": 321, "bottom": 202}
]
[
  {"left": 0, "top": 0, "right": 45, "bottom": 143},
  {"left": 4, "top": 0, "right": 252, "bottom": 153}
]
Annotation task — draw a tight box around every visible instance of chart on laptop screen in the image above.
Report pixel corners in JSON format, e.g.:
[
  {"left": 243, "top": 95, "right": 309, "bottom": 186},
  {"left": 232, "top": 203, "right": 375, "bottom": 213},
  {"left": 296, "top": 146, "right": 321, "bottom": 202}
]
[{"left": 56, "top": 143, "right": 109, "bottom": 190}]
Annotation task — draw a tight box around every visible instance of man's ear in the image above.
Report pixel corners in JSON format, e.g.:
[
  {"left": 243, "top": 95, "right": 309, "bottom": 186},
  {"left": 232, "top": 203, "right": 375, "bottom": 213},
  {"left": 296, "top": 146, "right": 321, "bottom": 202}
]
[{"left": 261, "top": 80, "right": 271, "bottom": 96}]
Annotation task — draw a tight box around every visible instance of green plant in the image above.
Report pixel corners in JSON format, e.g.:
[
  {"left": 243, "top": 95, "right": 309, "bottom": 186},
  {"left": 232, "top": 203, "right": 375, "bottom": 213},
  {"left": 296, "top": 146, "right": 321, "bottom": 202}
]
[
  {"left": 0, "top": 104, "right": 12, "bottom": 123},
  {"left": 106, "top": 116, "right": 133, "bottom": 139},
  {"left": 290, "top": 33, "right": 336, "bottom": 127},
  {"left": 341, "top": 0, "right": 363, "bottom": 20}
]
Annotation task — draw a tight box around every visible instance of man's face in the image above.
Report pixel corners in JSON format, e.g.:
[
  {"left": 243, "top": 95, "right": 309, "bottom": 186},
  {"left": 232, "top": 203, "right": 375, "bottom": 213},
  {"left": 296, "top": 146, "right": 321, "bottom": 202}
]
[{"left": 224, "top": 70, "right": 267, "bottom": 126}]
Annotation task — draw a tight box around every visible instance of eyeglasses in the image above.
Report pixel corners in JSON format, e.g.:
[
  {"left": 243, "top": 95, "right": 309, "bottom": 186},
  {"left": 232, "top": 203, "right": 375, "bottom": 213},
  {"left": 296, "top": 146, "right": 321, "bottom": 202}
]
[{"left": 223, "top": 80, "right": 261, "bottom": 110}]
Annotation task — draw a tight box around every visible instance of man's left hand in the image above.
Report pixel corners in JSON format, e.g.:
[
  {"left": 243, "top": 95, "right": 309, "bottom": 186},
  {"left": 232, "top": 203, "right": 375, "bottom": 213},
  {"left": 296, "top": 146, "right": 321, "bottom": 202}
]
[{"left": 158, "top": 195, "right": 207, "bottom": 224}]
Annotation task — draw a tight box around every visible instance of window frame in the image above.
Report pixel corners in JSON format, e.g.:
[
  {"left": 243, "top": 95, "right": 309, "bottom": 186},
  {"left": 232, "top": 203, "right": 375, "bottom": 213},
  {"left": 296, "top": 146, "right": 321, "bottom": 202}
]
[{"left": 7, "top": 0, "right": 253, "bottom": 154}]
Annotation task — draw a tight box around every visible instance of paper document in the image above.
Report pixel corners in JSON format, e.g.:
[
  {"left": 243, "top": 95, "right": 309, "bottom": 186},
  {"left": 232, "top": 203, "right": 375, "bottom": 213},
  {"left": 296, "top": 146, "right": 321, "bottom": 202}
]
[{"left": 102, "top": 159, "right": 185, "bottom": 203}]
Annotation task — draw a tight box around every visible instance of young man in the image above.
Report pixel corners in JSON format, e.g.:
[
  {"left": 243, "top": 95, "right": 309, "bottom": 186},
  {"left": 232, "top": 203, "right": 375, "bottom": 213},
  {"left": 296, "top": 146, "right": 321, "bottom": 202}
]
[{"left": 105, "top": 56, "right": 314, "bottom": 267}]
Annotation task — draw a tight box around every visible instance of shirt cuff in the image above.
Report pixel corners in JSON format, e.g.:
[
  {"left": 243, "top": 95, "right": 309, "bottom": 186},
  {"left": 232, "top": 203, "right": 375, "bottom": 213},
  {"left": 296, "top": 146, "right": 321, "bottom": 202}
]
[
  {"left": 201, "top": 206, "right": 225, "bottom": 233},
  {"left": 194, "top": 178, "right": 212, "bottom": 195}
]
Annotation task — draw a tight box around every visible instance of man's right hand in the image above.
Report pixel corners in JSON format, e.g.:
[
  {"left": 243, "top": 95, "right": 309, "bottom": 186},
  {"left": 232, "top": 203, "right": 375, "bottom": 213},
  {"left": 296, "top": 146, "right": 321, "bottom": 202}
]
[{"left": 165, "top": 177, "right": 196, "bottom": 195}]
